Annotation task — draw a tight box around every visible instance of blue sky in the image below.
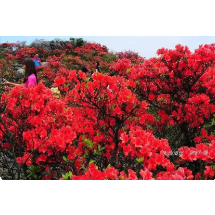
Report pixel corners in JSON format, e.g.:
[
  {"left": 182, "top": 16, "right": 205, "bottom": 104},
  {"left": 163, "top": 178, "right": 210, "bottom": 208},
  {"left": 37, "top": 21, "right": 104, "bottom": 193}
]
[{"left": 1, "top": 36, "right": 215, "bottom": 59}]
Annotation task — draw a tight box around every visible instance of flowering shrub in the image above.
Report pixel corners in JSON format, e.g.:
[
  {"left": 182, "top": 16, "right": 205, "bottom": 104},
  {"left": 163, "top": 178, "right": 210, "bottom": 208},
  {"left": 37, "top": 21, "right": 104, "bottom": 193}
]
[
  {"left": 1, "top": 41, "right": 215, "bottom": 180},
  {"left": 117, "top": 50, "right": 144, "bottom": 63}
]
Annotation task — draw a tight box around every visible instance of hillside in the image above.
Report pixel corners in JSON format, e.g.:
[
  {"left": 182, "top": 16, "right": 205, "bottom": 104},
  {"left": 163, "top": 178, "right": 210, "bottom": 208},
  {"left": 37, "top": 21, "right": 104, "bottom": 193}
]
[{"left": 0, "top": 40, "right": 215, "bottom": 180}]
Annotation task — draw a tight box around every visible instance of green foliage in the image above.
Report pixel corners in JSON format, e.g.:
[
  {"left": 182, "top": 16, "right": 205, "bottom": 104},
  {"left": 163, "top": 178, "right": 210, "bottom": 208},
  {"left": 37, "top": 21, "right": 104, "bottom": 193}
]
[
  {"left": 203, "top": 116, "right": 215, "bottom": 135},
  {"left": 94, "top": 144, "right": 105, "bottom": 155},
  {"left": 62, "top": 171, "right": 72, "bottom": 180},
  {"left": 21, "top": 165, "right": 42, "bottom": 180},
  {"left": 136, "top": 157, "right": 144, "bottom": 162},
  {"left": 69, "top": 38, "right": 86, "bottom": 48},
  {"left": 101, "top": 53, "right": 117, "bottom": 63},
  {"left": 84, "top": 138, "right": 94, "bottom": 149}
]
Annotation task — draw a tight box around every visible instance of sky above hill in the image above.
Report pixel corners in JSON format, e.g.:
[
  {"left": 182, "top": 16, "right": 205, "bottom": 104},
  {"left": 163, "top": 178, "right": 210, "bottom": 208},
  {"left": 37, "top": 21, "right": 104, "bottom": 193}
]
[{"left": 1, "top": 36, "right": 215, "bottom": 59}]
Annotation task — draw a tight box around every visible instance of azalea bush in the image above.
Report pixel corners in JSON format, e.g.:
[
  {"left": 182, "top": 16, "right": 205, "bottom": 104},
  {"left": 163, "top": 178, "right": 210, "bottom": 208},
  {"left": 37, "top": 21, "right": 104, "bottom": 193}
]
[
  {"left": 0, "top": 82, "right": 175, "bottom": 180},
  {"left": 0, "top": 84, "right": 76, "bottom": 179},
  {"left": 0, "top": 40, "right": 215, "bottom": 180}
]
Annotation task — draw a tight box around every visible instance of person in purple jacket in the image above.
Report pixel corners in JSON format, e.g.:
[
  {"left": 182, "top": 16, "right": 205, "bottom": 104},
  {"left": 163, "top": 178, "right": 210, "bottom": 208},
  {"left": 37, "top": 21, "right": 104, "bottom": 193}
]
[{"left": 4, "top": 58, "right": 38, "bottom": 88}]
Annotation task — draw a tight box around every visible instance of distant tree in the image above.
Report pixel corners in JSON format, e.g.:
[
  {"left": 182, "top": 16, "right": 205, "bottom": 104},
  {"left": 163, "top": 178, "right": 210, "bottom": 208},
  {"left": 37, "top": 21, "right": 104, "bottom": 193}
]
[
  {"left": 30, "top": 39, "right": 39, "bottom": 45},
  {"left": 69, "top": 38, "right": 86, "bottom": 48}
]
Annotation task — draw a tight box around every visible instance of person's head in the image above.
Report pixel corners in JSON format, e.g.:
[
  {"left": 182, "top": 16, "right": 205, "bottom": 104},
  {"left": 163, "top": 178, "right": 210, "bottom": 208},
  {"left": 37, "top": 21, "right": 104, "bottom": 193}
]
[
  {"left": 81, "top": 67, "right": 89, "bottom": 76},
  {"left": 95, "top": 61, "right": 100, "bottom": 72},
  {"left": 109, "top": 72, "right": 115, "bottom": 77},
  {"left": 22, "top": 58, "right": 38, "bottom": 84}
]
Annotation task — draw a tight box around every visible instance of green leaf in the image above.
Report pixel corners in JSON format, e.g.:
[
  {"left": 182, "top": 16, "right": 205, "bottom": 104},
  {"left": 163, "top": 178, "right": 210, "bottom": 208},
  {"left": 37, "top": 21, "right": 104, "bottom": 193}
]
[
  {"left": 94, "top": 149, "right": 99, "bottom": 155},
  {"left": 203, "top": 123, "right": 211, "bottom": 129},
  {"left": 84, "top": 78, "right": 90, "bottom": 82},
  {"left": 29, "top": 166, "right": 34, "bottom": 171},
  {"left": 27, "top": 174, "right": 32, "bottom": 178},
  {"left": 97, "top": 145, "right": 105, "bottom": 152},
  {"left": 89, "top": 160, "right": 95, "bottom": 164},
  {"left": 66, "top": 172, "right": 70, "bottom": 179},
  {"left": 64, "top": 107, "right": 69, "bottom": 112},
  {"left": 84, "top": 139, "right": 91, "bottom": 147},
  {"left": 147, "top": 124, "right": 152, "bottom": 129},
  {"left": 83, "top": 151, "right": 88, "bottom": 158},
  {"left": 68, "top": 171, "right": 72, "bottom": 179},
  {"left": 84, "top": 138, "right": 94, "bottom": 149},
  {"left": 136, "top": 157, "right": 144, "bottom": 162},
  {"left": 62, "top": 174, "right": 68, "bottom": 180},
  {"left": 35, "top": 168, "right": 40, "bottom": 173},
  {"left": 63, "top": 156, "right": 67, "bottom": 161}
]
